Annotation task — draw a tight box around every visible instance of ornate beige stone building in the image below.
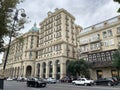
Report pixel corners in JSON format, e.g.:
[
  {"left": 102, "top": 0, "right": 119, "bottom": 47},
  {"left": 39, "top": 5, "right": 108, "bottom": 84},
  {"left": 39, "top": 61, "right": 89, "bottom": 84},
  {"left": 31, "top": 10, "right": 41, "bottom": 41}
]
[
  {"left": 0, "top": 8, "right": 120, "bottom": 80},
  {"left": 78, "top": 15, "right": 120, "bottom": 80},
  {"left": 0, "top": 8, "right": 81, "bottom": 79}
]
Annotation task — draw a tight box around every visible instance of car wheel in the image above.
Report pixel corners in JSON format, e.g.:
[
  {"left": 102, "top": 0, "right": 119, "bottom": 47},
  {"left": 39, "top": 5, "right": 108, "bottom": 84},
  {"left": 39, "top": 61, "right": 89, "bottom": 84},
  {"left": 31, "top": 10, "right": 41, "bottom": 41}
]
[
  {"left": 84, "top": 83, "right": 87, "bottom": 86},
  {"left": 35, "top": 83, "right": 37, "bottom": 87},
  {"left": 94, "top": 82, "right": 97, "bottom": 86},
  {"left": 27, "top": 84, "right": 30, "bottom": 87},
  {"left": 72, "top": 82, "right": 75, "bottom": 85},
  {"left": 42, "top": 84, "right": 46, "bottom": 87},
  {"left": 107, "top": 82, "right": 111, "bottom": 86}
]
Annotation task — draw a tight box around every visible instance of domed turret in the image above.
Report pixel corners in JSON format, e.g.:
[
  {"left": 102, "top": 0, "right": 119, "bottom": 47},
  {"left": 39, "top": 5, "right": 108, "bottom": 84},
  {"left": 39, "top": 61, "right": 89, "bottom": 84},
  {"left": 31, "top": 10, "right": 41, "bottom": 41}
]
[{"left": 29, "top": 23, "right": 39, "bottom": 32}]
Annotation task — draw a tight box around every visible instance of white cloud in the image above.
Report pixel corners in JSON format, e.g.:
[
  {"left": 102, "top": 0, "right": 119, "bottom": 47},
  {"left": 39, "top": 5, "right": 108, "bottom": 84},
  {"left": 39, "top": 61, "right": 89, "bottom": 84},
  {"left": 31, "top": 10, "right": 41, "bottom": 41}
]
[{"left": 0, "top": 0, "right": 120, "bottom": 63}]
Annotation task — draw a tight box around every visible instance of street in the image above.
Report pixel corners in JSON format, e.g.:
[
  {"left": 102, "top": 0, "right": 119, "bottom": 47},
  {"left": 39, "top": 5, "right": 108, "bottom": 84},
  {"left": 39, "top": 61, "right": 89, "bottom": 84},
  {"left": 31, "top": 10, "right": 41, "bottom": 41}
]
[{"left": 4, "top": 81, "right": 120, "bottom": 90}]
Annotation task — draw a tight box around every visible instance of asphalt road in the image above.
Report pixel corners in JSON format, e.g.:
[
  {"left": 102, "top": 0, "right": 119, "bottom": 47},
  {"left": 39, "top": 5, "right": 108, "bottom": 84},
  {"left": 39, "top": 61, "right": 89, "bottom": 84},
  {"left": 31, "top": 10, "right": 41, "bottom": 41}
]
[{"left": 4, "top": 81, "right": 120, "bottom": 90}]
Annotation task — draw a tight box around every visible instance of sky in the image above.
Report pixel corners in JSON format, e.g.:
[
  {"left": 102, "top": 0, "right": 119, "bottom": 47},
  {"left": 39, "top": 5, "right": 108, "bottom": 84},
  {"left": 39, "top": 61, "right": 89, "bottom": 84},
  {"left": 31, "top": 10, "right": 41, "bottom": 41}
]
[{"left": 0, "top": 0, "right": 120, "bottom": 63}]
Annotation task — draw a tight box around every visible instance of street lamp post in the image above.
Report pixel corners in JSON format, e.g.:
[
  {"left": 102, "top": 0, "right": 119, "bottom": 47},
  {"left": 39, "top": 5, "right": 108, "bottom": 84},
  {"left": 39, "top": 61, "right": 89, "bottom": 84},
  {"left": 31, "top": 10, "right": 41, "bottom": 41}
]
[
  {"left": 3, "top": 8, "right": 26, "bottom": 72},
  {"left": 0, "top": 8, "right": 26, "bottom": 90}
]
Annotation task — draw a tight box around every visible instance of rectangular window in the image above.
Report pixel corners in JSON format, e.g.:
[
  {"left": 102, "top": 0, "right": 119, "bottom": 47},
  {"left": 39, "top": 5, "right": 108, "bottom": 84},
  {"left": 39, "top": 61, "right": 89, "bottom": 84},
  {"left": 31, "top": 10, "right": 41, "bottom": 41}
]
[
  {"left": 104, "top": 41, "right": 109, "bottom": 47},
  {"left": 109, "top": 39, "right": 114, "bottom": 45},
  {"left": 117, "top": 27, "right": 120, "bottom": 33},
  {"left": 103, "top": 31, "right": 107, "bottom": 38},
  {"left": 108, "top": 30, "right": 113, "bottom": 36},
  {"left": 29, "top": 52, "right": 32, "bottom": 59}
]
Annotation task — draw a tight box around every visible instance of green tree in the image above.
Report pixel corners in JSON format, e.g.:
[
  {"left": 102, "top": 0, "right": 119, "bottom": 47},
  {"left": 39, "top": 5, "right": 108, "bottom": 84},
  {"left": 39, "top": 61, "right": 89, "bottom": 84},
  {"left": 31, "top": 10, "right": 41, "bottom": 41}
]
[
  {"left": 112, "top": 47, "right": 120, "bottom": 77},
  {"left": 67, "top": 59, "right": 90, "bottom": 78},
  {"left": 67, "top": 60, "right": 76, "bottom": 76},
  {"left": 114, "top": 0, "right": 120, "bottom": 12},
  {"left": 0, "top": 0, "right": 26, "bottom": 52}
]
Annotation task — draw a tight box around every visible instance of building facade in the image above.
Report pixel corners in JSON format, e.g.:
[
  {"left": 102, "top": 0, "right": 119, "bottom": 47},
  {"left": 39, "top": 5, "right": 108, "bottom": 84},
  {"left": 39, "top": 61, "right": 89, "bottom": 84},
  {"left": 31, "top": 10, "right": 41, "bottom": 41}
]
[
  {"left": 0, "top": 8, "right": 81, "bottom": 79},
  {"left": 78, "top": 16, "right": 120, "bottom": 80},
  {"left": 0, "top": 8, "right": 120, "bottom": 80}
]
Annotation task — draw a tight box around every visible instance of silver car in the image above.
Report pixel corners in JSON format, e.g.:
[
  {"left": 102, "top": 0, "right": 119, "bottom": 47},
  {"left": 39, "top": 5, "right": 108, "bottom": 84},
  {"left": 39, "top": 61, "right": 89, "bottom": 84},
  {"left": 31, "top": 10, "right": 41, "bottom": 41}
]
[{"left": 46, "top": 77, "right": 56, "bottom": 84}]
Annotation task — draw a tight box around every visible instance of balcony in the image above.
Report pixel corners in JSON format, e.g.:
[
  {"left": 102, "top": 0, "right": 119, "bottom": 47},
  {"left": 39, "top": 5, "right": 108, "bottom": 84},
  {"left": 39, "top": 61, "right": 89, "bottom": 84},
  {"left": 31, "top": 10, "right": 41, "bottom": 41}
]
[
  {"left": 89, "top": 61, "right": 112, "bottom": 68},
  {"left": 90, "top": 38, "right": 101, "bottom": 43},
  {"left": 79, "top": 42, "right": 89, "bottom": 46},
  {"left": 90, "top": 47, "right": 102, "bottom": 52},
  {"left": 55, "top": 16, "right": 61, "bottom": 20},
  {"left": 80, "top": 50, "right": 89, "bottom": 54}
]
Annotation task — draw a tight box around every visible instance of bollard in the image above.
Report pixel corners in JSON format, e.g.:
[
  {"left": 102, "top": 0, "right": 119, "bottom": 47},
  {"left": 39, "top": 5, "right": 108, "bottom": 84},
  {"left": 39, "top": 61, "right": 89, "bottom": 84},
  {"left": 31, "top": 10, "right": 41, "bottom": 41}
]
[{"left": 0, "top": 79, "right": 4, "bottom": 90}]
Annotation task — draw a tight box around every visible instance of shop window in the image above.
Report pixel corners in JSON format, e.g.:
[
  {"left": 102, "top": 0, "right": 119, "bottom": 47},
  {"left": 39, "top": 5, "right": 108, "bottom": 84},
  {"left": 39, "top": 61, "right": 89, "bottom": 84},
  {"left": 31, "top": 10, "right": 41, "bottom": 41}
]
[{"left": 111, "top": 70, "right": 118, "bottom": 77}]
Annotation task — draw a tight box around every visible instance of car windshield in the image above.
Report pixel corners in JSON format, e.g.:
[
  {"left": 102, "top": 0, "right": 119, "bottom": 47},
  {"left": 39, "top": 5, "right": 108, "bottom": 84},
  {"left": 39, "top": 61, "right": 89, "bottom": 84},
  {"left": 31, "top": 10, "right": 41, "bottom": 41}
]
[{"left": 35, "top": 78, "right": 44, "bottom": 81}]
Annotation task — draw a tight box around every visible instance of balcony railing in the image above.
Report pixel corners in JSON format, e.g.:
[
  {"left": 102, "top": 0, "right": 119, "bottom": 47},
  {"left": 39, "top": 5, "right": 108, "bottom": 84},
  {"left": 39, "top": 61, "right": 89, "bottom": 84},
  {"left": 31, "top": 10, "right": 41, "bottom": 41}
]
[
  {"left": 79, "top": 41, "right": 89, "bottom": 46},
  {"left": 90, "top": 47, "right": 101, "bottom": 52},
  {"left": 89, "top": 61, "right": 112, "bottom": 68}
]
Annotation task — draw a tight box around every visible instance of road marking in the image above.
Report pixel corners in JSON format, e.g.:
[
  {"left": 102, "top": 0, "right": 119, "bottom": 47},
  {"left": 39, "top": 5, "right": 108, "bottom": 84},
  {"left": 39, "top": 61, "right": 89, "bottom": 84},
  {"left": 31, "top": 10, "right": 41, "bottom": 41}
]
[{"left": 48, "top": 84, "right": 120, "bottom": 90}]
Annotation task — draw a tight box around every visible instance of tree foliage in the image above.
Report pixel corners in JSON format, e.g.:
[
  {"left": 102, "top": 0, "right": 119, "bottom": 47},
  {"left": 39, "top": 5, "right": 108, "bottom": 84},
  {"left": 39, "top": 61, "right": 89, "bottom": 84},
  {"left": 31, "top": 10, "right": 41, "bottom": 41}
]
[
  {"left": 113, "top": 0, "right": 120, "bottom": 12},
  {"left": 0, "top": 0, "right": 27, "bottom": 52},
  {"left": 67, "top": 59, "right": 90, "bottom": 78},
  {"left": 112, "top": 47, "right": 120, "bottom": 76}
]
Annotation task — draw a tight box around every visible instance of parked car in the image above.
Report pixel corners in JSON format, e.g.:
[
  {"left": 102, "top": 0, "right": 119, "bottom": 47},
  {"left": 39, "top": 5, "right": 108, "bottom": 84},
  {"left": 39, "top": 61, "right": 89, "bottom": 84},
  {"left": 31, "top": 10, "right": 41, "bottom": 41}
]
[
  {"left": 12, "top": 77, "right": 17, "bottom": 81},
  {"left": 94, "top": 77, "right": 117, "bottom": 86},
  {"left": 111, "top": 77, "right": 119, "bottom": 85},
  {"left": 72, "top": 78, "right": 94, "bottom": 86},
  {"left": 6, "top": 77, "right": 13, "bottom": 81},
  {"left": 17, "top": 77, "right": 27, "bottom": 82},
  {"left": 60, "top": 76, "right": 72, "bottom": 83},
  {"left": 46, "top": 77, "right": 57, "bottom": 84},
  {"left": 26, "top": 77, "right": 47, "bottom": 87}
]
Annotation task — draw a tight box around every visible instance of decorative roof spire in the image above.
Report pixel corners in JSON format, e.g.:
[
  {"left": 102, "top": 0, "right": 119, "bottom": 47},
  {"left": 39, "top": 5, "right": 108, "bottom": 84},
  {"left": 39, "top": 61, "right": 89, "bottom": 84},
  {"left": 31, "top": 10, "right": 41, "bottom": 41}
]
[
  {"left": 29, "top": 22, "right": 39, "bottom": 32},
  {"left": 34, "top": 22, "right": 36, "bottom": 27}
]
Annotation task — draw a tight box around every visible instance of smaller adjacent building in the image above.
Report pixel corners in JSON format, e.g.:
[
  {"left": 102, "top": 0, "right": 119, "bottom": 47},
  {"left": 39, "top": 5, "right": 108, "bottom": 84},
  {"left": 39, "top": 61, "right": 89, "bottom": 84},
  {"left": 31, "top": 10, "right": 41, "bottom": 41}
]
[{"left": 78, "top": 15, "right": 120, "bottom": 80}]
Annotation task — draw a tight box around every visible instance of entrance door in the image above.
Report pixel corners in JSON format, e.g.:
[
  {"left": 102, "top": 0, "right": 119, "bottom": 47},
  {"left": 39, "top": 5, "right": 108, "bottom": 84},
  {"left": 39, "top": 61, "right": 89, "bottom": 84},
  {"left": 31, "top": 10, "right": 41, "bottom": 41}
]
[
  {"left": 26, "top": 66, "right": 32, "bottom": 78},
  {"left": 96, "top": 70, "right": 103, "bottom": 79}
]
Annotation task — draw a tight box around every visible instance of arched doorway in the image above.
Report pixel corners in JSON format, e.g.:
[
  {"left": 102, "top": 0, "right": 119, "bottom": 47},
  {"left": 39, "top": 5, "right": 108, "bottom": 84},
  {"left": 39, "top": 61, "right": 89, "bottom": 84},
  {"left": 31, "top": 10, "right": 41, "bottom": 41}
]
[
  {"left": 42, "top": 62, "right": 46, "bottom": 78},
  {"left": 56, "top": 60, "right": 60, "bottom": 80},
  {"left": 26, "top": 65, "right": 32, "bottom": 78},
  {"left": 49, "top": 61, "right": 53, "bottom": 77},
  {"left": 36, "top": 63, "right": 40, "bottom": 78}
]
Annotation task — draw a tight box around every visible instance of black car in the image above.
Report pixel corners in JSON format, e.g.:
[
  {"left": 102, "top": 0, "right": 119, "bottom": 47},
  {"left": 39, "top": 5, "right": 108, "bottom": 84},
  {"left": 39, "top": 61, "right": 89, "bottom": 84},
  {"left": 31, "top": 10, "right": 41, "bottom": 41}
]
[
  {"left": 27, "top": 77, "right": 47, "bottom": 87},
  {"left": 94, "top": 78, "right": 116, "bottom": 86},
  {"left": 60, "top": 76, "right": 72, "bottom": 83}
]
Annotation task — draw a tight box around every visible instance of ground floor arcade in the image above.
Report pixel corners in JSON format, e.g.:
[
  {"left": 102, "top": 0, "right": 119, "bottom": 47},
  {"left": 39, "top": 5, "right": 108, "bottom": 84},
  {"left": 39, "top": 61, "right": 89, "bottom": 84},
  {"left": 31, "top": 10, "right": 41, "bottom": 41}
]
[{"left": 0, "top": 57, "right": 70, "bottom": 79}]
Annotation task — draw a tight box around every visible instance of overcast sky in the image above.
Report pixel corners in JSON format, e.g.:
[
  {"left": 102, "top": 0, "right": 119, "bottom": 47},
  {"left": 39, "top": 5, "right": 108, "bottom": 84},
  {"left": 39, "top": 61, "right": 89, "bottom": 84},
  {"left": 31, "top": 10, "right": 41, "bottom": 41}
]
[{"left": 0, "top": 0, "right": 120, "bottom": 63}]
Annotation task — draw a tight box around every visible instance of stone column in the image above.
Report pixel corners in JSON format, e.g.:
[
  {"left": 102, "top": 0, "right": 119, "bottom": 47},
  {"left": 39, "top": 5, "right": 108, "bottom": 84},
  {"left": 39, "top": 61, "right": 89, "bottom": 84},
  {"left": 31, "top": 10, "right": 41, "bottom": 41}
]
[
  {"left": 60, "top": 63, "right": 66, "bottom": 79},
  {"left": 53, "top": 62, "right": 56, "bottom": 79},
  {"left": 31, "top": 63, "right": 35, "bottom": 77},
  {"left": 40, "top": 63, "right": 43, "bottom": 78},
  {"left": 23, "top": 65, "right": 26, "bottom": 77},
  {"left": 34, "top": 64, "right": 37, "bottom": 77},
  {"left": 46, "top": 62, "right": 49, "bottom": 78}
]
